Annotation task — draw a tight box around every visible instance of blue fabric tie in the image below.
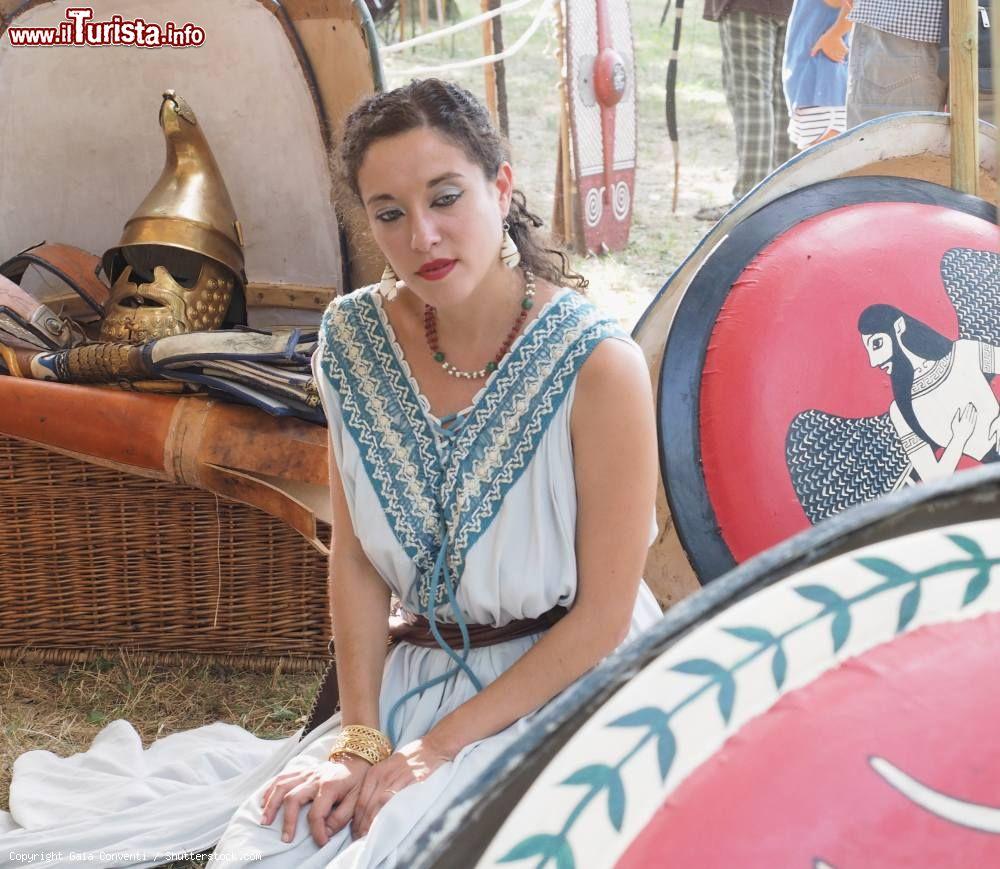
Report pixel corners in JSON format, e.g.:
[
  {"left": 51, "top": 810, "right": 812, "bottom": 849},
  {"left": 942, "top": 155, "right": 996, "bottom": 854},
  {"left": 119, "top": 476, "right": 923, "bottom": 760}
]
[{"left": 386, "top": 410, "right": 484, "bottom": 747}]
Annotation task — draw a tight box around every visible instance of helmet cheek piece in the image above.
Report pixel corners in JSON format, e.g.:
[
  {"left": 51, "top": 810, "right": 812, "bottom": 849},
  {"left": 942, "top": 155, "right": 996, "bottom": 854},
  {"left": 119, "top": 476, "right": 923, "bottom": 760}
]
[{"left": 99, "top": 256, "right": 237, "bottom": 344}]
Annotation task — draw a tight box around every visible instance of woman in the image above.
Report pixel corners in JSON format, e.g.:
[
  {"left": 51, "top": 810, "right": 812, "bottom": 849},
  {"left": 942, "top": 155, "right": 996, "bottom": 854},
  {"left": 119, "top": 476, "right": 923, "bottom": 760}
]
[{"left": 208, "top": 79, "right": 663, "bottom": 866}]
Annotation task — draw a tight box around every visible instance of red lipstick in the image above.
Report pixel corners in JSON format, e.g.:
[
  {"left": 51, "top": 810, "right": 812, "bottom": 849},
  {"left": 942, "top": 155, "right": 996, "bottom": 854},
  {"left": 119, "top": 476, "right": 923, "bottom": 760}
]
[{"left": 416, "top": 259, "right": 457, "bottom": 281}]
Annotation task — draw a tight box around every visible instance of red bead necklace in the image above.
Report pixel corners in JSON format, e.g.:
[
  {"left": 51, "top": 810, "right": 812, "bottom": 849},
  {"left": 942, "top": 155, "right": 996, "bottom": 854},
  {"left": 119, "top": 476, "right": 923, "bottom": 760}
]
[{"left": 424, "top": 269, "right": 536, "bottom": 380}]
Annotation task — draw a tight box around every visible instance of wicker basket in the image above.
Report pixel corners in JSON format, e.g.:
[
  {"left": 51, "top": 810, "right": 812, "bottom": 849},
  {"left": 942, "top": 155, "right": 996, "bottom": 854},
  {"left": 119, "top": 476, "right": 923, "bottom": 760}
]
[{"left": 0, "top": 434, "right": 332, "bottom": 672}]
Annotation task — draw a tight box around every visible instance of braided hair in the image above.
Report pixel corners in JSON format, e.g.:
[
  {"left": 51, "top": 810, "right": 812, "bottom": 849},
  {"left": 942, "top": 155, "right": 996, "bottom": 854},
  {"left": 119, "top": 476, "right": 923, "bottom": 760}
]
[{"left": 337, "top": 78, "right": 587, "bottom": 291}]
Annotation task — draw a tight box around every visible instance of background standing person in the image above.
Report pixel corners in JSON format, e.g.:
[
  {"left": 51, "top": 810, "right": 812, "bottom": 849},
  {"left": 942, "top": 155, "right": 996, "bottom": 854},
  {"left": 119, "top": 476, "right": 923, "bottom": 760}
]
[
  {"left": 783, "top": 0, "right": 854, "bottom": 148},
  {"left": 845, "top": 0, "right": 945, "bottom": 127},
  {"left": 697, "top": 0, "right": 797, "bottom": 221}
]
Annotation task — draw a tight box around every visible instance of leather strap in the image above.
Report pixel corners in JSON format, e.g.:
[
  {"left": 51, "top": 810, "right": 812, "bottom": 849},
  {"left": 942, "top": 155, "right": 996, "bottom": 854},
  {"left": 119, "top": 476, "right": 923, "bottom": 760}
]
[
  {"left": 0, "top": 273, "right": 75, "bottom": 350},
  {"left": 0, "top": 243, "right": 110, "bottom": 315},
  {"left": 301, "top": 606, "right": 569, "bottom": 739},
  {"left": 388, "top": 605, "right": 568, "bottom": 648}
]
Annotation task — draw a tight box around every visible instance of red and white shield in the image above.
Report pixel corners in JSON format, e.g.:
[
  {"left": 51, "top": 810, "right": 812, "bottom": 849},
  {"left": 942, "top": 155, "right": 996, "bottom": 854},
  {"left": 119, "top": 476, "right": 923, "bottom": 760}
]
[{"left": 565, "top": 0, "right": 637, "bottom": 254}]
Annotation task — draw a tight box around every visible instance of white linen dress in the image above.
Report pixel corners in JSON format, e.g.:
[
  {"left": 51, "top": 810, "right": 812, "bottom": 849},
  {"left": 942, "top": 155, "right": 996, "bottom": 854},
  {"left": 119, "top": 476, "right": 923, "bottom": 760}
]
[{"left": 0, "top": 285, "right": 661, "bottom": 869}]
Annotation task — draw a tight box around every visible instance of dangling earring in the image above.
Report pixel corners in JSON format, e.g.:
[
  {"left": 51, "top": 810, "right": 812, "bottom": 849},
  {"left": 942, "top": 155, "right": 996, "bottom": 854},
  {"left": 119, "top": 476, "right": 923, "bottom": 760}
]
[
  {"left": 379, "top": 263, "right": 399, "bottom": 300},
  {"left": 500, "top": 220, "right": 521, "bottom": 269}
]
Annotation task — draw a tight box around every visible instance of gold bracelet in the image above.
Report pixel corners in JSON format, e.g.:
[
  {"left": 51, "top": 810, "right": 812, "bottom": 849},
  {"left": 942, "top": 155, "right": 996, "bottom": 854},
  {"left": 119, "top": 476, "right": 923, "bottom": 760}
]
[{"left": 327, "top": 724, "right": 392, "bottom": 766}]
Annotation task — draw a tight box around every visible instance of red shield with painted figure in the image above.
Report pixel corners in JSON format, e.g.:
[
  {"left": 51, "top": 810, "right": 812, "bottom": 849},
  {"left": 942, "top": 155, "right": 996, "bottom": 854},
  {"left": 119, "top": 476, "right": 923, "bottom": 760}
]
[
  {"left": 659, "top": 177, "right": 1000, "bottom": 582},
  {"left": 566, "top": 0, "right": 637, "bottom": 254}
]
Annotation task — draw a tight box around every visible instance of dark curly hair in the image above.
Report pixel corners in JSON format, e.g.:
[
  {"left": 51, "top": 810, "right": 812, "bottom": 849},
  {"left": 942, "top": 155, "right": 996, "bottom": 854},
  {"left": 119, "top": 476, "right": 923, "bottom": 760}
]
[{"left": 337, "top": 78, "right": 587, "bottom": 291}]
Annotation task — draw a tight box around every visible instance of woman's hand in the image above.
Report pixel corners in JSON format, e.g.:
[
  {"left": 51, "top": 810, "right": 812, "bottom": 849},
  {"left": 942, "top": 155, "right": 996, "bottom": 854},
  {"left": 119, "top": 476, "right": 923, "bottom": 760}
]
[
  {"left": 950, "top": 403, "right": 978, "bottom": 446},
  {"left": 351, "top": 736, "right": 452, "bottom": 837},
  {"left": 259, "top": 755, "right": 370, "bottom": 847}
]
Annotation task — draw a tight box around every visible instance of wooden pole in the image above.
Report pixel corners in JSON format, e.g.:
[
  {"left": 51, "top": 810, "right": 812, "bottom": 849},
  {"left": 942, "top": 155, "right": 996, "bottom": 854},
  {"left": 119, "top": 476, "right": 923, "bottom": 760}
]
[
  {"left": 949, "top": 0, "right": 979, "bottom": 194},
  {"left": 435, "top": 0, "right": 446, "bottom": 23},
  {"left": 481, "top": 0, "right": 499, "bottom": 126},
  {"left": 994, "top": 0, "right": 999, "bottom": 213},
  {"left": 553, "top": 0, "right": 576, "bottom": 247},
  {"left": 419, "top": 0, "right": 429, "bottom": 30},
  {"left": 489, "top": 0, "right": 510, "bottom": 137},
  {"left": 399, "top": 0, "right": 409, "bottom": 43}
]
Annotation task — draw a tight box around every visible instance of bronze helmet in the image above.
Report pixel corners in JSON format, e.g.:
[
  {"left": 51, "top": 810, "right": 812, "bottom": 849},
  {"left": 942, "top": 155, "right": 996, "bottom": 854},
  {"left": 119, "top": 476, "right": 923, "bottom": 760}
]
[{"left": 100, "top": 91, "right": 246, "bottom": 343}]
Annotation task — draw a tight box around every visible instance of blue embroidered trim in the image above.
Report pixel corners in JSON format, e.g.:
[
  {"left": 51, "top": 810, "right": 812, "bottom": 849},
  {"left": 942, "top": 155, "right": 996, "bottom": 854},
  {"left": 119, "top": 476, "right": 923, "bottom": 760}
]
[
  {"left": 438, "top": 295, "right": 622, "bottom": 606},
  {"left": 317, "top": 290, "right": 443, "bottom": 585},
  {"left": 317, "top": 287, "right": 625, "bottom": 612}
]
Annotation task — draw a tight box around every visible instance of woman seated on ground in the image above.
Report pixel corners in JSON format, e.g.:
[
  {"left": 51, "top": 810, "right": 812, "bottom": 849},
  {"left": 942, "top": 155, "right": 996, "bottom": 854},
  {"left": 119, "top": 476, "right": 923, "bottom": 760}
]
[{"left": 209, "top": 77, "right": 662, "bottom": 867}]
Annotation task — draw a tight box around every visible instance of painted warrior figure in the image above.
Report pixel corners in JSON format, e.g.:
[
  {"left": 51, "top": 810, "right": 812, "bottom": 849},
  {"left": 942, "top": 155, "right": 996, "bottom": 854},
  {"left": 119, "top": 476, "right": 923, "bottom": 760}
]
[
  {"left": 859, "top": 304, "right": 999, "bottom": 476},
  {"left": 787, "top": 247, "right": 1000, "bottom": 524}
]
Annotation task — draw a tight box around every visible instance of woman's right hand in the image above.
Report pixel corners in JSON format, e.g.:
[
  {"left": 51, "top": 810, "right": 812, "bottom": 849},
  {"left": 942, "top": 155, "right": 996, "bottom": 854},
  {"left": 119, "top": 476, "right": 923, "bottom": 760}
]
[{"left": 259, "top": 755, "right": 370, "bottom": 847}]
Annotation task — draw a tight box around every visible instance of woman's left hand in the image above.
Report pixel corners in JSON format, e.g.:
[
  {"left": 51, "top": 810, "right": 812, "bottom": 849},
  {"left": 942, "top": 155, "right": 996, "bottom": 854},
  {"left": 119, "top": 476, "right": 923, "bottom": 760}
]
[{"left": 351, "top": 735, "right": 452, "bottom": 837}]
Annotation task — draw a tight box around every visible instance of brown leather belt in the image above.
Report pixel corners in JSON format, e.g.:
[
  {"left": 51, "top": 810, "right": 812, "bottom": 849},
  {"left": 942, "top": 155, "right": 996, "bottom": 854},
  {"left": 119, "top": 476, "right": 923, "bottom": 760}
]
[
  {"left": 388, "top": 605, "right": 568, "bottom": 649},
  {"left": 302, "top": 605, "right": 568, "bottom": 738}
]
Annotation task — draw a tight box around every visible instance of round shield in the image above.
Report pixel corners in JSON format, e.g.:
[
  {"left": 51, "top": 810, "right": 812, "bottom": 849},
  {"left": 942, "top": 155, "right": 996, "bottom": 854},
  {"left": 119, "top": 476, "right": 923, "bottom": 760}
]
[
  {"left": 566, "top": 0, "right": 637, "bottom": 254},
  {"left": 659, "top": 176, "right": 998, "bottom": 583},
  {"left": 398, "top": 465, "right": 1000, "bottom": 868},
  {"left": 634, "top": 114, "right": 998, "bottom": 604}
]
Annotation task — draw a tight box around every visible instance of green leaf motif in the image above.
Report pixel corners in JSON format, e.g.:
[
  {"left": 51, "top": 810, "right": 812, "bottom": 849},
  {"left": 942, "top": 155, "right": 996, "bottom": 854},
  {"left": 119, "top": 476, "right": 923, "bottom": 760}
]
[
  {"left": 607, "top": 770, "right": 626, "bottom": 831},
  {"left": 831, "top": 608, "right": 852, "bottom": 652},
  {"left": 499, "top": 834, "right": 574, "bottom": 869},
  {"left": 948, "top": 534, "right": 986, "bottom": 561},
  {"left": 656, "top": 725, "right": 677, "bottom": 781},
  {"left": 560, "top": 764, "right": 626, "bottom": 834},
  {"left": 897, "top": 583, "right": 921, "bottom": 631},
  {"left": 607, "top": 707, "right": 676, "bottom": 780},
  {"left": 855, "top": 556, "right": 912, "bottom": 584},
  {"left": 561, "top": 764, "right": 616, "bottom": 789},
  {"left": 717, "top": 671, "right": 736, "bottom": 723},
  {"left": 672, "top": 659, "right": 736, "bottom": 723},
  {"left": 962, "top": 568, "right": 991, "bottom": 606},
  {"left": 672, "top": 658, "right": 726, "bottom": 679},
  {"left": 795, "top": 584, "right": 846, "bottom": 610},
  {"left": 723, "top": 626, "right": 775, "bottom": 646},
  {"left": 771, "top": 645, "right": 788, "bottom": 690},
  {"left": 608, "top": 707, "right": 669, "bottom": 732}
]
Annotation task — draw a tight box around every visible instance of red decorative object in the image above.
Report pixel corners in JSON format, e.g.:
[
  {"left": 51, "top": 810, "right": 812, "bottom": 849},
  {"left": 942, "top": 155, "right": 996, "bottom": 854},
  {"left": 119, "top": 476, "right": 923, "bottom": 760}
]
[
  {"left": 619, "top": 613, "right": 1000, "bottom": 868},
  {"left": 697, "top": 201, "right": 999, "bottom": 563}
]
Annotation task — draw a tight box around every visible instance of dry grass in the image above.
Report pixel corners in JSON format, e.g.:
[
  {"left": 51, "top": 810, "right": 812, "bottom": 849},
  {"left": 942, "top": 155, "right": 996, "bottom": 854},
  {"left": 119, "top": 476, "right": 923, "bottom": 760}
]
[
  {"left": 1, "top": 650, "right": 321, "bottom": 867},
  {"left": 1, "top": 1, "right": 734, "bottom": 865},
  {"left": 0, "top": 651, "right": 322, "bottom": 808}
]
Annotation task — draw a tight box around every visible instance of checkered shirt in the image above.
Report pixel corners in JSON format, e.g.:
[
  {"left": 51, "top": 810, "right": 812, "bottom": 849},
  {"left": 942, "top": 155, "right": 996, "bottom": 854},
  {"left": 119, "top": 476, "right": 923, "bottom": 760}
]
[{"left": 849, "top": 0, "right": 943, "bottom": 44}]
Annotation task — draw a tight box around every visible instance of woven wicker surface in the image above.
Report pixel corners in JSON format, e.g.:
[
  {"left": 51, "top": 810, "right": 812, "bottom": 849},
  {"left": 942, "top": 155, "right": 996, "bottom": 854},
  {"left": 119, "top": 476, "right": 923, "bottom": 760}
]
[{"left": 0, "top": 434, "right": 332, "bottom": 672}]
